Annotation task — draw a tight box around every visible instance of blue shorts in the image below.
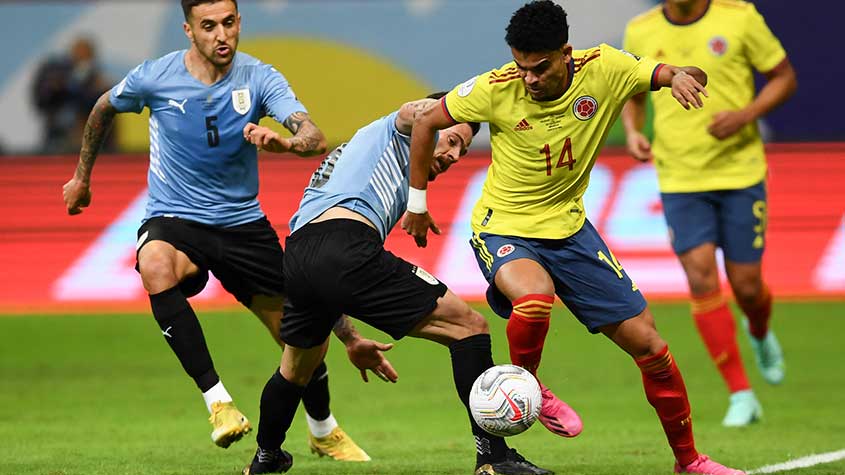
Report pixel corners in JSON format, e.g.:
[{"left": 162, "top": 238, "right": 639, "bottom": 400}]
[
  {"left": 661, "top": 181, "right": 767, "bottom": 263},
  {"left": 470, "top": 220, "right": 647, "bottom": 334}
]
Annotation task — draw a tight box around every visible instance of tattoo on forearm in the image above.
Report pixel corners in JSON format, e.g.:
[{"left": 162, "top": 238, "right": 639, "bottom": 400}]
[
  {"left": 285, "top": 112, "right": 324, "bottom": 155},
  {"left": 413, "top": 99, "right": 438, "bottom": 121},
  {"left": 283, "top": 111, "right": 308, "bottom": 134},
  {"left": 333, "top": 316, "right": 360, "bottom": 344},
  {"left": 76, "top": 96, "right": 116, "bottom": 180}
]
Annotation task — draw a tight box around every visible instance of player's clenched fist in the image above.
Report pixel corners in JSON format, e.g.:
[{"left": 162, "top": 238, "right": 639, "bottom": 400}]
[{"left": 63, "top": 177, "right": 91, "bottom": 215}]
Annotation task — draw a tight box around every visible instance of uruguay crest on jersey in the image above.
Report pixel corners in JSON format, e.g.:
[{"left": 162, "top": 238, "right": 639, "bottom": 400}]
[{"left": 232, "top": 88, "right": 251, "bottom": 115}]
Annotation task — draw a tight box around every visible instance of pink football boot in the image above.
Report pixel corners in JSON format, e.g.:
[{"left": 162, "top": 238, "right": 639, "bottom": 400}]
[
  {"left": 537, "top": 383, "right": 583, "bottom": 437},
  {"left": 675, "top": 455, "right": 746, "bottom": 475}
]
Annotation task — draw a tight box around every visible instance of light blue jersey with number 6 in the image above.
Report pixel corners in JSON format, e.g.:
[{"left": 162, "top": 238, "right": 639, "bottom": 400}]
[{"left": 110, "top": 50, "right": 305, "bottom": 227}]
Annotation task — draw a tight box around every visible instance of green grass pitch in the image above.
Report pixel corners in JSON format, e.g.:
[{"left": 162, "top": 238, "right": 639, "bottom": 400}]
[{"left": 1, "top": 301, "right": 843, "bottom": 475}]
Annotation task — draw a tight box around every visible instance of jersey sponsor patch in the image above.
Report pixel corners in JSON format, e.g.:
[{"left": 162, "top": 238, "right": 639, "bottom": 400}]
[
  {"left": 708, "top": 36, "right": 728, "bottom": 56},
  {"left": 412, "top": 265, "right": 440, "bottom": 285},
  {"left": 496, "top": 244, "right": 515, "bottom": 258},
  {"left": 458, "top": 76, "right": 478, "bottom": 97},
  {"left": 231, "top": 88, "right": 251, "bottom": 115},
  {"left": 573, "top": 96, "right": 598, "bottom": 121}
]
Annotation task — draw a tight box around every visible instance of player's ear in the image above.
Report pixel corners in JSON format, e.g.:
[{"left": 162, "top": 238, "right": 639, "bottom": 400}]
[
  {"left": 183, "top": 21, "right": 194, "bottom": 43},
  {"left": 561, "top": 44, "right": 573, "bottom": 61}
]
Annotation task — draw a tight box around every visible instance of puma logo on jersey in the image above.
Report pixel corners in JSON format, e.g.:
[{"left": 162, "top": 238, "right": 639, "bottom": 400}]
[
  {"left": 168, "top": 99, "right": 187, "bottom": 114},
  {"left": 513, "top": 118, "right": 533, "bottom": 131}
]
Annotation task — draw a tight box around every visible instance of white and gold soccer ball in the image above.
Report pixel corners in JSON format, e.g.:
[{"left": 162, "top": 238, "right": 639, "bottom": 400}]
[{"left": 469, "top": 364, "right": 542, "bottom": 437}]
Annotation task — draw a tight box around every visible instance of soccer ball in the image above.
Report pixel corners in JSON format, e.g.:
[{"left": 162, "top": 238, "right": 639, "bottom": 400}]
[{"left": 469, "top": 364, "right": 542, "bottom": 437}]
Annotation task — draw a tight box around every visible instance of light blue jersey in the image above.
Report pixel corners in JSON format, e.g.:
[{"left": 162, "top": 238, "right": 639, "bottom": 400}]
[
  {"left": 291, "top": 111, "right": 426, "bottom": 241},
  {"left": 110, "top": 50, "right": 305, "bottom": 227}
]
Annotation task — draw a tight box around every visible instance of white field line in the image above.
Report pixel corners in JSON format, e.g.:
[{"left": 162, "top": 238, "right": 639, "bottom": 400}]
[{"left": 748, "top": 449, "right": 845, "bottom": 474}]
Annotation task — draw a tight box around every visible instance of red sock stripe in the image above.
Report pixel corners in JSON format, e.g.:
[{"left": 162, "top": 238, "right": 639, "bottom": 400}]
[
  {"left": 512, "top": 294, "right": 554, "bottom": 307},
  {"left": 636, "top": 345, "right": 673, "bottom": 374},
  {"left": 690, "top": 289, "right": 725, "bottom": 314}
]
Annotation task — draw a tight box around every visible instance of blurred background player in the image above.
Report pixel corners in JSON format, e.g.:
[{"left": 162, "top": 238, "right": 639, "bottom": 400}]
[
  {"left": 31, "top": 36, "right": 113, "bottom": 154},
  {"left": 622, "top": 0, "right": 797, "bottom": 427},
  {"left": 241, "top": 95, "right": 551, "bottom": 475},
  {"left": 404, "top": 1, "right": 745, "bottom": 474},
  {"left": 61, "top": 0, "right": 389, "bottom": 460}
]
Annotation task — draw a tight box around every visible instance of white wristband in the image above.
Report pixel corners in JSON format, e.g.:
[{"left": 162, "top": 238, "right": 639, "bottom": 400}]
[{"left": 407, "top": 186, "right": 428, "bottom": 214}]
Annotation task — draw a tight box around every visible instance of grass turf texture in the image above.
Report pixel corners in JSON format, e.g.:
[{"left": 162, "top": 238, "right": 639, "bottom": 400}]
[{"left": 1, "top": 301, "right": 843, "bottom": 475}]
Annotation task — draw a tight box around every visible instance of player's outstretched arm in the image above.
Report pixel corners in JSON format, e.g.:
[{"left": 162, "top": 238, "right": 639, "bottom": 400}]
[
  {"left": 654, "top": 65, "right": 709, "bottom": 110},
  {"left": 63, "top": 91, "right": 118, "bottom": 215},
  {"left": 708, "top": 58, "right": 797, "bottom": 140},
  {"left": 621, "top": 93, "right": 653, "bottom": 162},
  {"left": 282, "top": 111, "right": 327, "bottom": 157},
  {"left": 400, "top": 100, "right": 452, "bottom": 248},
  {"left": 332, "top": 316, "right": 399, "bottom": 383},
  {"left": 244, "top": 113, "right": 327, "bottom": 156}
]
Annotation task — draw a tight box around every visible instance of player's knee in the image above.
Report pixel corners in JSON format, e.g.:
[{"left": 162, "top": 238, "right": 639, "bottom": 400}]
[
  {"left": 686, "top": 267, "right": 720, "bottom": 295},
  {"left": 732, "top": 280, "right": 763, "bottom": 308},
  {"left": 139, "top": 252, "right": 179, "bottom": 294}
]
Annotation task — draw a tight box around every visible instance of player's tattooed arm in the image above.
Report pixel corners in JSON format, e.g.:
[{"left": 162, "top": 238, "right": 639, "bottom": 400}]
[
  {"left": 396, "top": 98, "right": 438, "bottom": 135},
  {"left": 76, "top": 91, "right": 118, "bottom": 182},
  {"left": 332, "top": 316, "right": 362, "bottom": 345},
  {"left": 63, "top": 91, "right": 118, "bottom": 215},
  {"left": 334, "top": 316, "right": 399, "bottom": 383},
  {"left": 283, "top": 111, "right": 328, "bottom": 156}
]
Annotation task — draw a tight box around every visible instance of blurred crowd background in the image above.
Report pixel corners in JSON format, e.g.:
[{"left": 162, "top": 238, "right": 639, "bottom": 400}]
[{"left": 2, "top": 0, "right": 839, "bottom": 157}]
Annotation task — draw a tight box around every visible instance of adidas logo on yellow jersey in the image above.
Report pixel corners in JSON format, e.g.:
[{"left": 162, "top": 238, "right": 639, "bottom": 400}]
[{"left": 513, "top": 118, "right": 533, "bottom": 131}]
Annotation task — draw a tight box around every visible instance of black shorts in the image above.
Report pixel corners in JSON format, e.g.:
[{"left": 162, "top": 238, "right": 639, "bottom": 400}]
[
  {"left": 136, "top": 216, "right": 285, "bottom": 306},
  {"left": 280, "top": 219, "right": 448, "bottom": 349}
]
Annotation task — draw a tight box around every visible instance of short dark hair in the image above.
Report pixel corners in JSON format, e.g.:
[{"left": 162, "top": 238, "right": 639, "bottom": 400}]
[
  {"left": 505, "top": 0, "right": 569, "bottom": 53},
  {"left": 181, "top": 0, "right": 238, "bottom": 20},
  {"left": 426, "top": 91, "right": 481, "bottom": 137}
]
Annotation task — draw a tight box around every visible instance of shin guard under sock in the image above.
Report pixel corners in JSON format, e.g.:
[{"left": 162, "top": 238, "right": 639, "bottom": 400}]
[
  {"left": 149, "top": 286, "right": 218, "bottom": 391},
  {"left": 506, "top": 294, "right": 553, "bottom": 374},
  {"left": 302, "top": 361, "right": 332, "bottom": 421},
  {"left": 256, "top": 369, "right": 306, "bottom": 450},
  {"left": 449, "top": 334, "right": 509, "bottom": 464},
  {"left": 691, "top": 291, "right": 750, "bottom": 393},
  {"left": 636, "top": 346, "right": 698, "bottom": 466}
]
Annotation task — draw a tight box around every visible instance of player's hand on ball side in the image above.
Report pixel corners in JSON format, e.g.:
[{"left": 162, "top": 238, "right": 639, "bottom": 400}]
[
  {"left": 401, "top": 211, "right": 441, "bottom": 248},
  {"left": 671, "top": 71, "right": 708, "bottom": 110},
  {"left": 63, "top": 177, "right": 91, "bottom": 215},
  {"left": 345, "top": 338, "right": 398, "bottom": 383}
]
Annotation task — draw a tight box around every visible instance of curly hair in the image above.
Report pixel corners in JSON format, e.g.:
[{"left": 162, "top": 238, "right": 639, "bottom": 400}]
[
  {"left": 181, "top": 0, "right": 238, "bottom": 20},
  {"left": 505, "top": 1, "right": 569, "bottom": 52}
]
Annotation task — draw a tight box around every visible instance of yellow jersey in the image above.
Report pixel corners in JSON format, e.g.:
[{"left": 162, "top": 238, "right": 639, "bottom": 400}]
[
  {"left": 444, "top": 44, "right": 660, "bottom": 239},
  {"left": 624, "top": 0, "right": 786, "bottom": 192}
]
